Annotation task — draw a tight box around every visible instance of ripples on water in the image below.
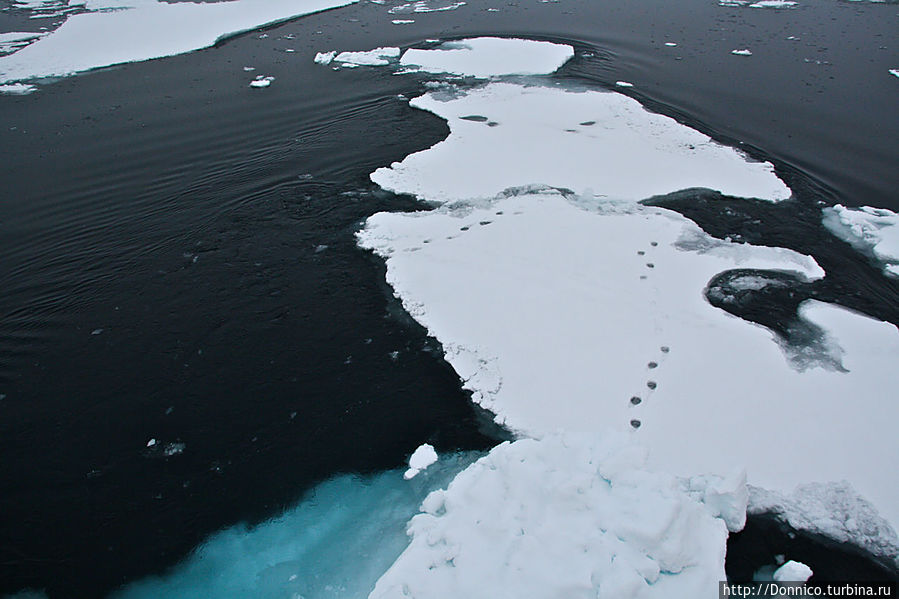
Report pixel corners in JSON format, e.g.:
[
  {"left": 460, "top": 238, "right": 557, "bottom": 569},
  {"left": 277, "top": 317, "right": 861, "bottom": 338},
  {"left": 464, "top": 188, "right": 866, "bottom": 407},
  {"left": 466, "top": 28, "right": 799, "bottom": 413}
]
[{"left": 0, "top": 0, "right": 896, "bottom": 595}]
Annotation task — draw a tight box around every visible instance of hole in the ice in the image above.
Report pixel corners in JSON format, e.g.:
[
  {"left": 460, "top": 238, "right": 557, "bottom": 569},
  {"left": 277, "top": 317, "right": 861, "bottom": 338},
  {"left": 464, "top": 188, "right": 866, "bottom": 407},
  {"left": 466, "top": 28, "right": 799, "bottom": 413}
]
[
  {"left": 479, "top": 221, "right": 492, "bottom": 226},
  {"left": 647, "top": 381, "right": 657, "bottom": 390},
  {"left": 651, "top": 241, "right": 658, "bottom": 247},
  {"left": 486, "top": 121, "right": 499, "bottom": 127},
  {"left": 630, "top": 419, "right": 642, "bottom": 428},
  {"left": 459, "top": 114, "right": 489, "bottom": 122},
  {"left": 460, "top": 226, "right": 469, "bottom": 231},
  {"left": 660, "top": 346, "right": 670, "bottom": 353},
  {"left": 647, "top": 361, "right": 658, "bottom": 369},
  {"left": 579, "top": 120, "right": 596, "bottom": 126},
  {"left": 630, "top": 396, "right": 642, "bottom": 405},
  {"left": 637, "top": 250, "right": 645, "bottom": 255},
  {"left": 646, "top": 263, "right": 655, "bottom": 268},
  {"left": 640, "top": 275, "right": 647, "bottom": 280}
]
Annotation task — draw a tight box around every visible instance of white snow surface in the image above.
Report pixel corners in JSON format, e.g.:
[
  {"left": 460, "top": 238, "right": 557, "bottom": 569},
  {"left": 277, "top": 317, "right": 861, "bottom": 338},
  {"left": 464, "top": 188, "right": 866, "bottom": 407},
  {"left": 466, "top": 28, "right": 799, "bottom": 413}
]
[
  {"left": 371, "top": 434, "right": 734, "bottom": 599},
  {"left": 359, "top": 78, "right": 899, "bottom": 547},
  {"left": 370, "top": 83, "right": 791, "bottom": 203},
  {"left": 404, "top": 443, "right": 438, "bottom": 479},
  {"left": 399, "top": 37, "right": 574, "bottom": 78},
  {"left": 773, "top": 560, "right": 813, "bottom": 582},
  {"left": 359, "top": 188, "right": 899, "bottom": 536},
  {"left": 0, "top": 0, "right": 359, "bottom": 84},
  {"left": 823, "top": 204, "right": 899, "bottom": 276}
]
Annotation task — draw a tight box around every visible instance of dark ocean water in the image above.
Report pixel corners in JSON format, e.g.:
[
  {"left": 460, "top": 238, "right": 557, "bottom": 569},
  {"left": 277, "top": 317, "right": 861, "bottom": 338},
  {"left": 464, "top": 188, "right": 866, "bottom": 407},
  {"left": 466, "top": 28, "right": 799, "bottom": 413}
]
[{"left": 1, "top": 0, "right": 897, "bottom": 596}]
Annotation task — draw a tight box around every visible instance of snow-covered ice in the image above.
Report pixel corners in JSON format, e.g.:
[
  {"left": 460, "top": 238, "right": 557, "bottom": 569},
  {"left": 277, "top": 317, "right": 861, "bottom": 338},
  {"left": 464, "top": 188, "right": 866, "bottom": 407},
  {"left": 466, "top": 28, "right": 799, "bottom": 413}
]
[
  {"left": 823, "top": 204, "right": 899, "bottom": 276},
  {"left": 0, "top": 0, "right": 360, "bottom": 85},
  {"left": 731, "top": 48, "right": 753, "bottom": 56},
  {"left": 773, "top": 560, "right": 813, "bottom": 582},
  {"left": 370, "top": 82, "right": 791, "bottom": 203},
  {"left": 372, "top": 434, "right": 736, "bottom": 599},
  {"left": 890, "top": 68, "right": 899, "bottom": 78},
  {"left": 353, "top": 62, "right": 898, "bottom": 564},
  {"left": 404, "top": 443, "right": 438, "bottom": 479},
  {"left": 399, "top": 37, "right": 574, "bottom": 78}
]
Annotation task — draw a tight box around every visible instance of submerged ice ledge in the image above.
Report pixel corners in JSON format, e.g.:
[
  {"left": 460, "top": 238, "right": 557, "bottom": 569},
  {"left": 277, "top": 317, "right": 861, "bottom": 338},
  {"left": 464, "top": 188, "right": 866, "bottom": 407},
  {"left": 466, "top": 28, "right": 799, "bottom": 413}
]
[{"left": 0, "top": 0, "right": 360, "bottom": 85}]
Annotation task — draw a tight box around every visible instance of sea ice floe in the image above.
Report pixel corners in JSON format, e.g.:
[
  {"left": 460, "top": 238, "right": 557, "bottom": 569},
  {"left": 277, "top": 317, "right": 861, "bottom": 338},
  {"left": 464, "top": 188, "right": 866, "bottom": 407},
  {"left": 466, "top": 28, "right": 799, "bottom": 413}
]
[
  {"left": 615, "top": 80, "right": 634, "bottom": 87},
  {"left": 890, "top": 68, "right": 899, "bottom": 78},
  {"left": 370, "top": 82, "right": 791, "bottom": 203},
  {"left": 398, "top": 37, "right": 574, "bottom": 78},
  {"left": 823, "top": 204, "right": 899, "bottom": 276},
  {"left": 731, "top": 48, "right": 753, "bottom": 56},
  {"left": 371, "top": 434, "right": 736, "bottom": 599},
  {"left": 355, "top": 72, "right": 898, "bottom": 550},
  {"left": 0, "top": 0, "right": 360, "bottom": 85},
  {"left": 391, "top": 18, "right": 415, "bottom": 23},
  {"left": 360, "top": 189, "right": 899, "bottom": 538}
]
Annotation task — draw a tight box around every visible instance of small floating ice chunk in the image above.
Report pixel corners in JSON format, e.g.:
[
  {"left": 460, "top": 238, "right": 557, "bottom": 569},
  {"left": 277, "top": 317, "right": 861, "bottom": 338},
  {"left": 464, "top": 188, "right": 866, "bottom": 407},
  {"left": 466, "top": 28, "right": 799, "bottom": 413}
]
[
  {"left": 388, "top": 0, "right": 465, "bottom": 13},
  {"left": 314, "top": 50, "right": 336, "bottom": 64},
  {"left": 773, "top": 560, "right": 813, "bottom": 582},
  {"left": 615, "top": 80, "right": 634, "bottom": 87},
  {"left": 731, "top": 48, "right": 753, "bottom": 56},
  {"left": 391, "top": 18, "right": 414, "bottom": 23},
  {"left": 0, "top": 82, "right": 37, "bottom": 94},
  {"left": 249, "top": 75, "right": 274, "bottom": 88},
  {"left": 146, "top": 438, "right": 157, "bottom": 448},
  {"left": 332, "top": 46, "right": 400, "bottom": 66},
  {"left": 664, "top": 42, "right": 678, "bottom": 47},
  {"left": 403, "top": 443, "right": 438, "bottom": 479},
  {"left": 91, "top": 328, "right": 104, "bottom": 335},
  {"left": 823, "top": 204, "right": 899, "bottom": 276},
  {"left": 890, "top": 68, "right": 899, "bottom": 79},
  {"left": 242, "top": 65, "right": 255, "bottom": 71},
  {"left": 749, "top": 0, "right": 797, "bottom": 7},
  {"left": 399, "top": 37, "right": 574, "bottom": 78}
]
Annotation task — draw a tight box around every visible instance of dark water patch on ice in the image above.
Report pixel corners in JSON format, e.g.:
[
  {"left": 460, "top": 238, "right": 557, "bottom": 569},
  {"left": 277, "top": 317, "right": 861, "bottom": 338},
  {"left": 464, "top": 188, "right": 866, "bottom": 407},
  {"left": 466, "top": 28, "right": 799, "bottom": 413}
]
[
  {"left": 727, "top": 514, "right": 899, "bottom": 583},
  {"left": 646, "top": 189, "right": 899, "bottom": 337}
]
